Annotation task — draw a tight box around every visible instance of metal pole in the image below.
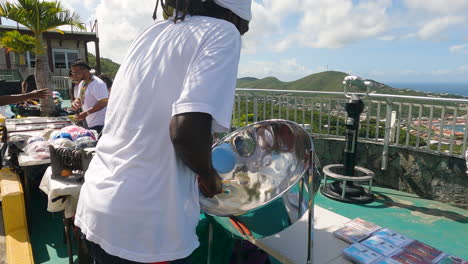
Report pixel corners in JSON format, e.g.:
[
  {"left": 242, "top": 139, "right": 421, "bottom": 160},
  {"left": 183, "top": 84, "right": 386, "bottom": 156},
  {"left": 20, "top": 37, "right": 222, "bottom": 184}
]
[
  {"left": 306, "top": 149, "right": 314, "bottom": 264},
  {"left": 207, "top": 221, "right": 213, "bottom": 264},
  {"left": 382, "top": 98, "right": 393, "bottom": 170}
]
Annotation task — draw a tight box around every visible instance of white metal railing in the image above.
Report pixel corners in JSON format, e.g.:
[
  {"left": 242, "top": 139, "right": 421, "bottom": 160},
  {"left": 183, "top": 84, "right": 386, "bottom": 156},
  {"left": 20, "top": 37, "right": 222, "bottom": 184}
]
[
  {"left": 233, "top": 88, "right": 468, "bottom": 169},
  {"left": 0, "top": 74, "right": 15, "bottom": 80},
  {"left": 51, "top": 76, "right": 71, "bottom": 90},
  {"left": 51, "top": 76, "right": 71, "bottom": 100}
]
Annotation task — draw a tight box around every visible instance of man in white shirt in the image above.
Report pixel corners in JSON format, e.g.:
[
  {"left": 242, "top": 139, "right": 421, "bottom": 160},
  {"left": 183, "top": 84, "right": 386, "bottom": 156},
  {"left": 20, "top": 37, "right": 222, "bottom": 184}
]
[
  {"left": 74, "top": 0, "right": 251, "bottom": 263},
  {"left": 70, "top": 60, "right": 109, "bottom": 134}
]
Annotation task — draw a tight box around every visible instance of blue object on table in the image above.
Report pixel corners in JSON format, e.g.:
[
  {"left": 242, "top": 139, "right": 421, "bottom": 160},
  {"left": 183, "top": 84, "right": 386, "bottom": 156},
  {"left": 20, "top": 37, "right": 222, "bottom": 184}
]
[{"left": 53, "top": 132, "right": 72, "bottom": 141}]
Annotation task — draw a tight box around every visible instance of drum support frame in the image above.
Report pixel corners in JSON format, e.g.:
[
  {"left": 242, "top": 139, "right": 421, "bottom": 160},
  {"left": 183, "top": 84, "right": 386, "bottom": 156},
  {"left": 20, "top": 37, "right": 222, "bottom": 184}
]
[{"left": 306, "top": 147, "right": 314, "bottom": 264}]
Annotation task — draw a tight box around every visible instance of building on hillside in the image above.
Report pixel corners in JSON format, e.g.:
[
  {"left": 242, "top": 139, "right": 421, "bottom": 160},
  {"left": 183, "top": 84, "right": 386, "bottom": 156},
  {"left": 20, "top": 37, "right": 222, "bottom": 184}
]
[{"left": 0, "top": 19, "right": 101, "bottom": 93}]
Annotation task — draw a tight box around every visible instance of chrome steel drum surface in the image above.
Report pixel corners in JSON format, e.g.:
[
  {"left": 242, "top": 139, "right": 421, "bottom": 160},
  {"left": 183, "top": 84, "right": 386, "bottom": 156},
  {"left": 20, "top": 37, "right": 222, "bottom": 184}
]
[{"left": 200, "top": 120, "right": 320, "bottom": 239}]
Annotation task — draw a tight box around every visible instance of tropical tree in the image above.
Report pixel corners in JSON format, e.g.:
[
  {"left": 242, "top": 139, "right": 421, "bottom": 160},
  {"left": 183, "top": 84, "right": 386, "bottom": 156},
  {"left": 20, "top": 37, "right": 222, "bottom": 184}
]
[
  {"left": 0, "top": 30, "right": 35, "bottom": 65},
  {"left": 0, "top": 0, "right": 84, "bottom": 115}
]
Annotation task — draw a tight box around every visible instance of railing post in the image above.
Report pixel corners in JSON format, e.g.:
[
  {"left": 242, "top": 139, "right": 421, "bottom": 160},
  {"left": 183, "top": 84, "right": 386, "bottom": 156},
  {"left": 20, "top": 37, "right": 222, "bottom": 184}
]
[
  {"left": 294, "top": 97, "right": 298, "bottom": 122},
  {"left": 375, "top": 102, "right": 382, "bottom": 142},
  {"left": 427, "top": 106, "right": 434, "bottom": 151},
  {"left": 416, "top": 105, "right": 423, "bottom": 147},
  {"left": 382, "top": 98, "right": 393, "bottom": 170},
  {"left": 253, "top": 97, "right": 258, "bottom": 123},
  {"left": 245, "top": 95, "right": 249, "bottom": 126},
  {"left": 270, "top": 96, "right": 274, "bottom": 119},
  {"left": 237, "top": 94, "right": 241, "bottom": 128},
  {"left": 365, "top": 103, "right": 371, "bottom": 139},
  {"left": 390, "top": 110, "right": 397, "bottom": 143},
  {"left": 437, "top": 107, "right": 446, "bottom": 152},
  {"left": 405, "top": 103, "right": 413, "bottom": 147},
  {"left": 449, "top": 107, "right": 458, "bottom": 155}
]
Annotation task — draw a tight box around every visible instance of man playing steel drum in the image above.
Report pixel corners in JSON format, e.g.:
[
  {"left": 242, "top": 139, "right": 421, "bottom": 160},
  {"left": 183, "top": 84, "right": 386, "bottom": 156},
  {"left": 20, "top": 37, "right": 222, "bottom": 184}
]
[{"left": 74, "top": 0, "right": 252, "bottom": 263}]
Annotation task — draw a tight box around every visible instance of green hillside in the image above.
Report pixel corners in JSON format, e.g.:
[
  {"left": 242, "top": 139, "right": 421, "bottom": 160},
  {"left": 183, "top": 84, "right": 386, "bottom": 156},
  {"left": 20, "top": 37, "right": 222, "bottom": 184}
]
[
  {"left": 87, "top": 53, "right": 120, "bottom": 79},
  {"left": 236, "top": 71, "right": 345, "bottom": 91},
  {"left": 286, "top": 71, "right": 348, "bottom": 91},
  {"left": 235, "top": 71, "right": 467, "bottom": 99},
  {"left": 236, "top": 71, "right": 394, "bottom": 93},
  {"left": 237, "top": 77, "right": 259, "bottom": 87}
]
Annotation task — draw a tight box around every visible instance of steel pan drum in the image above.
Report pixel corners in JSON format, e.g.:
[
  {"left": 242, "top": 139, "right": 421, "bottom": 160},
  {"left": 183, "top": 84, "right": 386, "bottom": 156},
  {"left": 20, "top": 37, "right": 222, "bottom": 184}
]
[{"left": 200, "top": 119, "right": 321, "bottom": 239}]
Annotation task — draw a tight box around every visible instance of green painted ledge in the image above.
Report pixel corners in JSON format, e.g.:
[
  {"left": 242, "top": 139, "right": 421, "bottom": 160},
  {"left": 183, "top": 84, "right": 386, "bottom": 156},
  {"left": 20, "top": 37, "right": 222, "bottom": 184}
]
[
  {"left": 315, "top": 186, "right": 468, "bottom": 259},
  {"left": 28, "top": 184, "right": 467, "bottom": 263}
]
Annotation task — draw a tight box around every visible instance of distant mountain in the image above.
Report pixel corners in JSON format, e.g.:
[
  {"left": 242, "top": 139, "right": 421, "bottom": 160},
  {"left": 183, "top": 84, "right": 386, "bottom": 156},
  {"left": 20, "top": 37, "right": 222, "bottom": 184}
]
[
  {"left": 236, "top": 71, "right": 466, "bottom": 98},
  {"left": 236, "top": 71, "right": 396, "bottom": 93},
  {"left": 237, "top": 77, "right": 259, "bottom": 83}
]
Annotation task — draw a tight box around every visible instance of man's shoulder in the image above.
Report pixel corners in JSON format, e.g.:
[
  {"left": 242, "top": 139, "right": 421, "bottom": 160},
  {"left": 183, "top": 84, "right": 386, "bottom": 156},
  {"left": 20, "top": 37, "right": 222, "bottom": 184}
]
[
  {"left": 190, "top": 16, "right": 238, "bottom": 33},
  {"left": 91, "top": 76, "right": 107, "bottom": 88}
]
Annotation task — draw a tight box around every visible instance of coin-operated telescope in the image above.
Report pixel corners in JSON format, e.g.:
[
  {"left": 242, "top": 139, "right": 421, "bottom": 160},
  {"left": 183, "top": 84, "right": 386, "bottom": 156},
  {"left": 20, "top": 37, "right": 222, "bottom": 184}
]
[{"left": 321, "top": 76, "right": 375, "bottom": 203}]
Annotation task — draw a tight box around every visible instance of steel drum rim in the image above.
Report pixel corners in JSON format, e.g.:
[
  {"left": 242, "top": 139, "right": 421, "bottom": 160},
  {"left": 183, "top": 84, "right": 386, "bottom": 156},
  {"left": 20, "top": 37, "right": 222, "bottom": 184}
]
[{"left": 201, "top": 119, "right": 312, "bottom": 216}]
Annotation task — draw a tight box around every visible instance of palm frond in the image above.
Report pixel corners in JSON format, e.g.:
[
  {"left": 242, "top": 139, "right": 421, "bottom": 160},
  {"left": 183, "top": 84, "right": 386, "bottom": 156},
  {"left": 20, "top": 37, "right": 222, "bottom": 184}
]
[
  {"left": 0, "top": 30, "right": 35, "bottom": 54},
  {"left": 53, "top": 28, "right": 65, "bottom": 34},
  {"left": 0, "top": 1, "right": 33, "bottom": 30},
  {"left": 0, "top": 0, "right": 85, "bottom": 34}
]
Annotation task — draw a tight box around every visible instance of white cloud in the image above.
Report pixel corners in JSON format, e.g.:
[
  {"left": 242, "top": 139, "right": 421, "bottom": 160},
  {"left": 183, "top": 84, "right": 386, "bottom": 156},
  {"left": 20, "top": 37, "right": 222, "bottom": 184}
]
[
  {"left": 60, "top": 0, "right": 100, "bottom": 20},
  {"left": 63, "top": 0, "right": 97, "bottom": 10},
  {"left": 242, "top": 0, "right": 300, "bottom": 54},
  {"left": 449, "top": 44, "right": 468, "bottom": 54},
  {"left": 401, "top": 0, "right": 468, "bottom": 41},
  {"left": 85, "top": 0, "right": 156, "bottom": 63},
  {"left": 459, "top": 65, "right": 468, "bottom": 73},
  {"left": 268, "top": 0, "right": 392, "bottom": 51},
  {"left": 404, "top": 0, "right": 468, "bottom": 15},
  {"left": 378, "top": 35, "right": 396, "bottom": 41},
  {"left": 47, "top": 0, "right": 468, "bottom": 84},
  {"left": 238, "top": 58, "right": 324, "bottom": 81},
  {"left": 417, "top": 16, "right": 465, "bottom": 40},
  {"left": 432, "top": 69, "right": 452, "bottom": 76}
]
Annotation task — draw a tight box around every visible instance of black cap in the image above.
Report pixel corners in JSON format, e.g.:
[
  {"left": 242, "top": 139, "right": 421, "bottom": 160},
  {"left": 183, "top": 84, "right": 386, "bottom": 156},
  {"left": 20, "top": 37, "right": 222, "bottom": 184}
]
[{"left": 71, "top": 59, "right": 91, "bottom": 71}]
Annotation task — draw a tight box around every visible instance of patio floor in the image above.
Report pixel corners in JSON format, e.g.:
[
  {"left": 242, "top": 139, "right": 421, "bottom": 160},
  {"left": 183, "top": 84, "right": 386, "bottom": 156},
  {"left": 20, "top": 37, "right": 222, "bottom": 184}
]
[{"left": 22, "top": 183, "right": 468, "bottom": 263}]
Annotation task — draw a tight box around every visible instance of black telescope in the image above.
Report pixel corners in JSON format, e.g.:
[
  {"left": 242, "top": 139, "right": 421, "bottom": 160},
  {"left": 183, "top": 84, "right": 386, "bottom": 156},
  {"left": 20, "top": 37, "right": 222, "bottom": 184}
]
[{"left": 321, "top": 76, "right": 375, "bottom": 203}]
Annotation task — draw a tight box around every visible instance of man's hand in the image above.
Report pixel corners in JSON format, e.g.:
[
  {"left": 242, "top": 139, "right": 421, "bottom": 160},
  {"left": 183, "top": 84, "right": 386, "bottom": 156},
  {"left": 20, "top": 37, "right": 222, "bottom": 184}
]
[
  {"left": 71, "top": 99, "right": 82, "bottom": 110},
  {"left": 75, "top": 111, "right": 88, "bottom": 121},
  {"left": 170, "top": 113, "right": 224, "bottom": 197},
  {"left": 28, "top": 88, "right": 51, "bottom": 100},
  {"left": 198, "top": 172, "right": 223, "bottom": 198}
]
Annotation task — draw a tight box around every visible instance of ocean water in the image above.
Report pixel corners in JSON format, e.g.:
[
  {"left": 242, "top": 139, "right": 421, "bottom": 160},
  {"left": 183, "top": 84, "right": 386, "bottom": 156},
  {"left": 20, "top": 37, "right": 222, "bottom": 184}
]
[{"left": 387, "top": 82, "right": 468, "bottom": 96}]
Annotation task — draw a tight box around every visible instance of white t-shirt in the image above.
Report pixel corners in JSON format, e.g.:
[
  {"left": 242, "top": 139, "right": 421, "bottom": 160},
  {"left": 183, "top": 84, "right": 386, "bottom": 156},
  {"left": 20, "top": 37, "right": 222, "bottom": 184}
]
[
  {"left": 74, "top": 16, "right": 241, "bottom": 262},
  {"left": 76, "top": 76, "right": 108, "bottom": 128}
]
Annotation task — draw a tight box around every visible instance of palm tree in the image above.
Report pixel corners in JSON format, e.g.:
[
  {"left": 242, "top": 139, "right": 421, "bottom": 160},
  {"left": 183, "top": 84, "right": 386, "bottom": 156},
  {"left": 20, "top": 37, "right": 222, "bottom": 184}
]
[
  {"left": 0, "top": 0, "right": 84, "bottom": 115},
  {"left": 0, "top": 30, "right": 35, "bottom": 67}
]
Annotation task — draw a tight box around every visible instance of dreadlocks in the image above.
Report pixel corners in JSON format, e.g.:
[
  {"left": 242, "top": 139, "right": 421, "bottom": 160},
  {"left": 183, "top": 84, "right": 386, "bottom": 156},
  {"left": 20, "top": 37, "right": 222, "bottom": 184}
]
[
  {"left": 153, "top": 0, "right": 225, "bottom": 22},
  {"left": 152, "top": 0, "right": 249, "bottom": 35}
]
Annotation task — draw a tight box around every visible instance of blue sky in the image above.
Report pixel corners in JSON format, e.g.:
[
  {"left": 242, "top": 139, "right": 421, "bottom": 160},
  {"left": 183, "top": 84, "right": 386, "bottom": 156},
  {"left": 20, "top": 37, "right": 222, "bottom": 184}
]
[
  {"left": 4, "top": 0, "right": 468, "bottom": 83},
  {"left": 238, "top": 0, "right": 468, "bottom": 83}
]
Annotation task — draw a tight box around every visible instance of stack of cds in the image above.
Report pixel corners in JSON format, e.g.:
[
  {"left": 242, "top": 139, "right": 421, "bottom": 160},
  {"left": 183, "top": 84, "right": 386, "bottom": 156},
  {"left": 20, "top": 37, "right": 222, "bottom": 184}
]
[
  {"left": 334, "top": 218, "right": 467, "bottom": 264},
  {"left": 334, "top": 218, "right": 381, "bottom": 243}
]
